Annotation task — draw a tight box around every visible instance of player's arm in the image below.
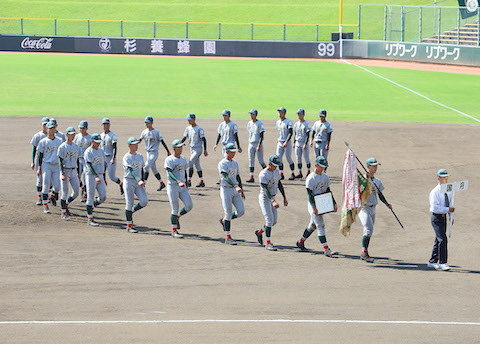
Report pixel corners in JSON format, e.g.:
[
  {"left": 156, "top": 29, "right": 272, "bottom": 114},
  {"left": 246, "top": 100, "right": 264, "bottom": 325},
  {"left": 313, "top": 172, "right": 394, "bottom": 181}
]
[
  {"left": 377, "top": 189, "right": 392, "bottom": 209},
  {"left": 161, "top": 140, "right": 171, "bottom": 155},
  {"left": 32, "top": 146, "right": 37, "bottom": 163},
  {"left": 202, "top": 137, "right": 207, "bottom": 151},
  {"left": 86, "top": 162, "right": 98, "bottom": 177},
  {"left": 307, "top": 188, "right": 316, "bottom": 208},
  {"left": 128, "top": 167, "right": 141, "bottom": 182},
  {"left": 305, "top": 131, "right": 310, "bottom": 144},
  {"left": 278, "top": 180, "right": 286, "bottom": 199},
  {"left": 326, "top": 132, "right": 332, "bottom": 150},
  {"left": 310, "top": 129, "right": 316, "bottom": 145},
  {"left": 285, "top": 128, "right": 293, "bottom": 142},
  {"left": 236, "top": 174, "right": 243, "bottom": 189},
  {"left": 221, "top": 171, "right": 237, "bottom": 187},
  {"left": 180, "top": 136, "right": 187, "bottom": 144},
  {"left": 259, "top": 131, "right": 264, "bottom": 145},
  {"left": 38, "top": 152, "right": 44, "bottom": 167},
  {"left": 166, "top": 167, "right": 179, "bottom": 182},
  {"left": 59, "top": 157, "right": 65, "bottom": 174},
  {"left": 261, "top": 183, "right": 273, "bottom": 200},
  {"left": 215, "top": 134, "right": 221, "bottom": 145},
  {"left": 112, "top": 142, "right": 118, "bottom": 160},
  {"left": 234, "top": 133, "right": 241, "bottom": 150}
]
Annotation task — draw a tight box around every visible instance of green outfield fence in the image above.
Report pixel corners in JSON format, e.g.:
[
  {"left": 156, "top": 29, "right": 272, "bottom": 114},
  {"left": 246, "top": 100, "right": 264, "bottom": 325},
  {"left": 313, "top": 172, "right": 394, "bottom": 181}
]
[{"left": 0, "top": 17, "right": 358, "bottom": 41}]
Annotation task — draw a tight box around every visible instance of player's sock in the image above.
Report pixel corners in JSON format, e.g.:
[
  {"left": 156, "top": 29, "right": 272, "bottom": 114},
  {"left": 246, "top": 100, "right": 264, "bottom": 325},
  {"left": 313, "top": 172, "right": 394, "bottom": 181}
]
[
  {"left": 223, "top": 219, "right": 231, "bottom": 233},
  {"left": 86, "top": 205, "right": 93, "bottom": 219},
  {"left": 67, "top": 196, "right": 74, "bottom": 203},
  {"left": 189, "top": 167, "right": 194, "bottom": 179},
  {"left": 93, "top": 197, "right": 100, "bottom": 207},
  {"left": 319, "top": 235, "right": 329, "bottom": 250},
  {"left": 300, "top": 227, "right": 314, "bottom": 242},
  {"left": 36, "top": 186, "right": 42, "bottom": 196},
  {"left": 289, "top": 163, "right": 295, "bottom": 172},
  {"left": 197, "top": 170, "right": 203, "bottom": 179},
  {"left": 362, "top": 235, "right": 371, "bottom": 253},
  {"left": 265, "top": 226, "right": 272, "bottom": 245},
  {"left": 154, "top": 172, "right": 162, "bottom": 182},
  {"left": 125, "top": 210, "right": 133, "bottom": 222},
  {"left": 115, "top": 178, "right": 121, "bottom": 185},
  {"left": 133, "top": 203, "right": 144, "bottom": 213},
  {"left": 231, "top": 211, "right": 238, "bottom": 220},
  {"left": 144, "top": 170, "right": 149, "bottom": 181},
  {"left": 250, "top": 167, "right": 254, "bottom": 174},
  {"left": 61, "top": 199, "right": 67, "bottom": 213},
  {"left": 42, "top": 193, "right": 48, "bottom": 205},
  {"left": 171, "top": 214, "right": 178, "bottom": 231},
  {"left": 261, "top": 163, "right": 266, "bottom": 169},
  {"left": 298, "top": 163, "right": 302, "bottom": 173},
  {"left": 179, "top": 207, "right": 188, "bottom": 216}
]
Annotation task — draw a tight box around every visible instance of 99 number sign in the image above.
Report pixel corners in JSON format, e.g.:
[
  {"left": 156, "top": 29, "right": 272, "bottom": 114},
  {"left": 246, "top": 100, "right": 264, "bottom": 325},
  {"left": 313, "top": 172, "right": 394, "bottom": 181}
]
[{"left": 317, "top": 43, "right": 336, "bottom": 57}]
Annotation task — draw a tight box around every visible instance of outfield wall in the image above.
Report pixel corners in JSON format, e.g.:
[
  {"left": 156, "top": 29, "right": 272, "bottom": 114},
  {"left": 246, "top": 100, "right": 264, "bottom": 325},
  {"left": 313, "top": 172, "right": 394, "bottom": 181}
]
[{"left": 1, "top": 34, "right": 480, "bottom": 66}]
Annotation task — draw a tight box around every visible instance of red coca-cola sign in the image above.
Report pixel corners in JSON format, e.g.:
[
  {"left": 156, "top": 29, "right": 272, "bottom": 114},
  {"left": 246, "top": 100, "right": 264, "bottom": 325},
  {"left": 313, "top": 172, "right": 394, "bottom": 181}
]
[{"left": 21, "top": 37, "right": 53, "bottom": 50}]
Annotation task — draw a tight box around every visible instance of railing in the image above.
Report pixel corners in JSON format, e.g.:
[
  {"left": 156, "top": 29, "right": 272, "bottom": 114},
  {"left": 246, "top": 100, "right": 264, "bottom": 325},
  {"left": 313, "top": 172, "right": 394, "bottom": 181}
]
[
  {"left": 0, "top": 17, "right": 358, "bottom": 41},
  {"left": 358, "top": 5, "right": 480, "bottom": 46}
]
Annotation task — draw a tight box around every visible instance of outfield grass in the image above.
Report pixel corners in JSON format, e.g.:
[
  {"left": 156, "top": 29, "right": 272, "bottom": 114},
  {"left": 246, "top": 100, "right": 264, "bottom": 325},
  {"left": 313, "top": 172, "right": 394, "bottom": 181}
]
[
  {"left": 0, "top": 52, "right": 478, "bottom": 124},
  {"left": 0, "top": 0, "right": 461, "bottom": 40}
]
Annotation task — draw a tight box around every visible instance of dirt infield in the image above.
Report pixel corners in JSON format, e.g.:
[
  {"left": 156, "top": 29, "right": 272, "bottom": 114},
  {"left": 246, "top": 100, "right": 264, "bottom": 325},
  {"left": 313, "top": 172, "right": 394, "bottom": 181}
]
[{"left": 1, "top": 116, "right": 479, "bottom": 343}]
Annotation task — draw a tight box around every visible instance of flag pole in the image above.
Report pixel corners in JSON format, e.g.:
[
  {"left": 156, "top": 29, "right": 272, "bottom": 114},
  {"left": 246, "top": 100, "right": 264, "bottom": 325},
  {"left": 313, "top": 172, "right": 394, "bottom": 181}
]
[
  {"left": 344, "top": 141, "right": 404, "bottom": 230},
  {"left": 339, "top": 0, "right": 343, "bottom": 58}
]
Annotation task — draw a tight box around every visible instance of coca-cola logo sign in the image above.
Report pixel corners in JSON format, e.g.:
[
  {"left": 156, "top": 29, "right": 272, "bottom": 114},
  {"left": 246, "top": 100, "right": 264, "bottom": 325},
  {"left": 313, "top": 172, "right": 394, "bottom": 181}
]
[{"left": 21, "top": 37, "right": 53, "bottom": 50}]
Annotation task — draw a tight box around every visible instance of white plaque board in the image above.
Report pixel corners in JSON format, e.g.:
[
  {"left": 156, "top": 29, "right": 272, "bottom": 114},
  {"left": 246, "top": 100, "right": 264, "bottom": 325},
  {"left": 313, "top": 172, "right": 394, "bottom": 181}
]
[
  {"left": 314, "top": 192, "right": 335, "bottom": 215},
  {"left": 440, "top": 180, "right": 468, "bottom": 193}
]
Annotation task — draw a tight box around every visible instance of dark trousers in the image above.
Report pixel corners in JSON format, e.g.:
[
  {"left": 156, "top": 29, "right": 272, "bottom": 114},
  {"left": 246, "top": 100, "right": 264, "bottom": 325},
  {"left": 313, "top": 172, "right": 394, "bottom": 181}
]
[{"left": 430, "top": 214, "right": 448, "bottom": 264}]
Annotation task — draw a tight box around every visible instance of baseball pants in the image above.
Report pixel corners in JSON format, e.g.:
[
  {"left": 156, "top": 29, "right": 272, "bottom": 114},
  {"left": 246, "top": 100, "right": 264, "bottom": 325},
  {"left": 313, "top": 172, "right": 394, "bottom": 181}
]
[
  {"left": 41, "top": 163, "right": 60, "bottom": 195},
  {"left": 276, "top": 141, "right": 294, "bottom": 168},
  {"left": 188, "top": 146, "right": 203, "bottom": 172},
  {"left": 295, "top": 142, "right": 311, "bottom": 165},
  {"left": 105, "top": 155, "right": 120, "bottom": 182},
  {"left": 248, "top": 142, "right": 265, "bottom": 168},
  {"left": 359, "top": 205, "right": 376, "bottom": 237},
  {"left": 307, "top": 202, "right": 326, "bottom": 236},
  {"left": 61, "top": 168, "right": 80, "bottom": 201},
  {"left": 124, "top": 178, "right": 148, "bottom": 211},
  {"left": 220, "top": 186, "right": 245, "bottom": 221},
  {"left": 167, "top": 183, "right": 193, "bottom": 215},
  {"left": 145, "top": 150, "right": 160, "bottom": 175},
  {"left": 259, "top": 194, "right": 277, "bottom": 228},
  {"left": 85, "top": 174, "right": 107, "bottom": 207},
  {"left": 430, "top": 214, "right": 448, "bottom": 264},
  {"left": 314, "top": 141, "right": 329, "bottom": 160},
  {"left": 78, "top": 158, "right": 87, "bottom": 187}
]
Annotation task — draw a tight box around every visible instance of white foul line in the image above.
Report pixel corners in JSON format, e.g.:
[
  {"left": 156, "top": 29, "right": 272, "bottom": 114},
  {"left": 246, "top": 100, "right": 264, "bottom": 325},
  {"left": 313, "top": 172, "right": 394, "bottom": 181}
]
[
  {"left": 0, "top": 319, "right": 479, "bottom": 326},
  {"left": 341, "top": 59, "right": 480, "bottom": 124}
]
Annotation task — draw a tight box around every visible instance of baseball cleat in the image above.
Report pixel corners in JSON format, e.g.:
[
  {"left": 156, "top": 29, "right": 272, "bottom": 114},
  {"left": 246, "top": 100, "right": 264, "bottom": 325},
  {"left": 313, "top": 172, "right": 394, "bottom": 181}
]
[
  {"left": 436, "top": 263, "right": 450, "bottom": 271},
  {"left": 88, "top": 219, "right": 100, "bottom": 227},
  {"left": 296, "top": 240, "right": 307, "bottom": 251},
  {"left": 127, "top": 226, "right": 138, "bottom": 233},
  {"left": 225, "top": 237, "right": 237, "bottom": 245},
  {"left": 81, "top": 194, "right": 87, "bottom": 202},
  {"left": 427, "top": 262, "right": 439, "bottom": 269},
  {"left": 172, "top": 230, "right": 184, "bottom": 239},
  {"left": 246, "top": 177, "right": 255, "bottom": 183},
  {"left": 255, "top": 229, "right": 263, "bottom": 246},
  {"left": 360, "top": 251, "right": 374, "bottom": 263},
  {"left": 219, "top": 218, "right": 224, "bottom": 226},
  {"left": 157, "top": 183, "right": 166, "bottom": 191},
  {"left": 65, "top": 208, "right": 72, "bottom": 216},
  {"left": 196, "top": 181, "right": 205, "bottom": 187},
  {"left": 186, "top": 181, "right": 192, "bottom": 188},
  {"left": 36, "top": 198, "right": 42, "bottom": 206},
  {"left": 266, "top": 243, "right": 277, "bottom": 251},
  {"left": 49, "top": 196, "right": 57, "bottom": 206},
  {"left": 43, "top": 205, "right": 50, "bottom": 214},
  {"left": 280, "top": 175, "right": 285, "bottom": 180},
  {"left": 295, "top": 173, "right": 303, "bottom": 179},
  {"left": 61, "top": 213, "right": 70, "bottom": 221},
  {"left": 288, "top": 174, "right": 296, "bottom": 180},
  {"left": 324, "top": 248, "right": 337, "bottom": 258}
]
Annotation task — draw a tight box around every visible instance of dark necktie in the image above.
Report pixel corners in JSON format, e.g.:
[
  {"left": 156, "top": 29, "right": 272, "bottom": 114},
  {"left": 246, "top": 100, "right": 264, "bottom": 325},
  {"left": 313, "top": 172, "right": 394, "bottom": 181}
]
[{"left": 444, "top": 193, "right": 450, "bottom": 208}]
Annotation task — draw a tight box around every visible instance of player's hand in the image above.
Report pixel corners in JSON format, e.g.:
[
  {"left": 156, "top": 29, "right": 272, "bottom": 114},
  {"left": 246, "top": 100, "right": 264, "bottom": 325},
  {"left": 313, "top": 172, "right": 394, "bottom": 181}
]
[
  {"left": 213, "top": 145, "right": 217, "bottom": 151},
  {"left": 310, "top": 141, "right": 313, "bottom": 148},
  {"left": 167, "top": 152, "right": 171, "bottom": 156},
  {"left": 61, "top": 174, "right": 66, "bottom": 181},
  {"left": 95, "top": 176, "right": 101, "bottom": 185},
  {"left": 449, "top": 207, "right": 455, "bottom": 213},
  {"left": 240, "top": 189, "right": 245, "bottom": 200},
  {"left": 303, "top": 143, "right": 307, "bottom": 150},
  {"left": 257, "top": 145, "right": 261, "bottom": 152},
  {"left": 313, "top": 207, "right": 318, "bottom": 215},
  {"left": 204, "top": 150, "right": 208, "bottom": 157},
  {"left": 334, "top": 204, "right": 338, "bottom": 212},
  {"left": 138, "top": 180, "right": 145, "bottom": 187},
  {"left": 235, "top": 185, "right": 242, "bottom": 193},
  {"left": 37, "top": 168, "right": 41, "bottom": 176},
  {"left": 110, "top": 159, "right": 115, "bottom": 165},
  {"left": 283, "top": 198, "right": 288, "bottom": 207},
  {"left": 292, "top": 143, "right": 295, "bottom": 149},
  {"left": 282, "top": 142, "right": 287, "bottom": 149},
  {"left": 238, "top": 147, "right": 242, "bottom": 153},
  {"left": 326, "top": 143, "right": 330, "bottom": 151},
  {"left": 272, "top": 199, "right": 279, "bottom": 209},
  {"left": 31, "top": 162, "right": 35, "bottom": 170},
  {"left": 178, "top": 181, "right": 185, "bottom": 188},
  {"left": 387, "top": 203, "right": 393, "bottom": 210}
]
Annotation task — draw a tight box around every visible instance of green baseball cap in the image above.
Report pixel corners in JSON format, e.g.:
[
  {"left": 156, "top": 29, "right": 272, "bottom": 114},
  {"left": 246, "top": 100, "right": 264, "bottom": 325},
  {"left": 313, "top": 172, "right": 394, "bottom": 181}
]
[
  {"left": 46, "top": 121, "right": 56, "bottom": 129},
  {"left": 222, "top": 109, "right": 231, "bottom": 116},
  {"left": 41, "top": 116, "right": 50, "bottom": 124},
  {"left": 437, "top": 169, "right": 449, "bottom": 177},
  {"left": 315, "top": 156, "right": 328, "bottom": 167},
  {"left": 66, "top": 127, "right": 76, "bottom": 134},
  {"left": 49, "top": 118, "right": 57, "bottom": 126},
  {"left": 319, "top": 109, "right": 327, "bottom": 117},
  {"left": 144, "top": 116, "right": 154, "bottom": 123},
  {"left": 366, "top": 157, "right": 381, "bottom": 166},
  {"left": 277, "top": 107, "right": 287, "bottom": 113},
  {"left": 172, "top": 139, "right": 184, "bottom": 148},
  {"left": 269, "top": 155, "right": 280, "bottom": 166},
  {"left": 297, "top": 108, "right": 305, "bottom": 115},
  {"left": 78, "top": 120, "right": 88, "bottom": 129},
  {"left": 102, "top": 117, "right": 110, "bottom": 124},
  {"left": 225, "top": 143, "right": 237, "bottom": 152},
  {"left": 127, "top": 137, "right": 140, "bottom": 145},
  {"left": 186, "top": 113, "right": 196, "bottom": 120},
  {"left": 249, "top": 109, "right": 258, "bottom": 115},
  {"left": 91, "top": 133, "right": 102, "bottom": 143}
]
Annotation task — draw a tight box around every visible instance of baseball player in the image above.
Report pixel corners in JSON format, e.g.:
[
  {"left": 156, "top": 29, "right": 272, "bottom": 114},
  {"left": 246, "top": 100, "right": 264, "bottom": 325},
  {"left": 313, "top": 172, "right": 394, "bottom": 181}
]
[
  {"left": 100, "top": 117, "right": 124, "bottom": 195},
  {"left": 428, "top": 169, "right": 454, "bottom": 271},
  {"left": 122, "top": 137, "right": 149, "bottom": 233},
  {"left": 310, "top": 109, "right": 333, "bottom": 166},
  {"left": 293, "top": 108, "right": 311, "bottom": 179},
  {"left": 295, "top": 156, "right": 338, "bottom": 257},
  {"left": 275, "top": 107, "right": 295, "bottom": 180},
  {"left": 180, "top": 113, "right": 208, "bottom": 187},
  {"left": 37, "top": 121, "right": 63, "bottom": 214},
  {"left": 139, "top": 116, "right": 170, "bottom": 191},
  {"left": 30, "top": 117, "right": 49, "bottom": 205},
  {"left": 74, "top": 120, "right": 92, "bottom": 202},
  {"left": 246, "top": 109, "right": 266, "bottom": 183},
  {"left": 218, "top": 143, "right": 245, "bottom": 245},
  {"left": 214, "top": 109, "right": 242, "bottom": 156},
  {"left": 164, "top": 139, "right": 193, "bottom": 239},
  {"left": 83, "top": 133, "right": 107, "bottom": 226},
  {"left": 255, "top": 155, "right": 288, "bottom": 251},
  {"left": 49, "top": 118, "right": 66, "bottom": 142},
  {"left": 359, "top": 158, "right": 393, "bottom": 263},
  {"left": 57, "top": 127, "right": 81, "bottom": 221}
]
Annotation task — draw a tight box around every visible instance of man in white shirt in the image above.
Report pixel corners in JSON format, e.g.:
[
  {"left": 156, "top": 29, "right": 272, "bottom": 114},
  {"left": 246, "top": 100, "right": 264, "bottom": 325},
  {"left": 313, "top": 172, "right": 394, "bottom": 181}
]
[{"left": 428, "top": 169, "right": 454, "bottom": 271}]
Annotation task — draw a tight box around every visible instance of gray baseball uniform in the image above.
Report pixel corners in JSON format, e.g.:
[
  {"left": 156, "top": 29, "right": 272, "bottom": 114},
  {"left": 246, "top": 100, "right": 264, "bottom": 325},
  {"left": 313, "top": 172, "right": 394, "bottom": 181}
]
[
  {"left": 84, "top": 146, "right": 107, "bottom": 207},
  {"left": 217, "top": 121, "right": 238, "bottom": 155},
  {"left": 312, "top": 120, "right": 333, "bottom": 159},
  {"left": 359, "top": 177, "right": 384, "bottom": 237},
  {"left": 101, "top": 131, "right": 121, "bottom": 183},
  {"left": 122, "top": 152, "right": 148, "bottom": 212},
  {"left": 164, "top": 155, "right": 193, "bottom": 217},
  {"left": 247, "top": 120, "right": 265, "bottom": 168},
  {"left": 276, "top": 118, "right": 294, "bottom": 167},
  {"left": 293, "top": 120, "right": 311, "bottom": 165},
  {"left": 258, "top": 167, "right": 281, "bottom": 227},
  {"left": 31, "top": 131, "right": 47, "bottom": 191},
  {"left": 140, "top": 128, "right": 164, "bottom": 175},
  {"left": 183, "top": 124, "right": 205, "bottom": 171},
  {"left": 37, "top": 136, "right": 62, "bottom": 197},
  {"left": 218, "top": 158, "right": 245, "bottom": 221},
  {"left": 306, "top": 172, "right": 331, "bottom": 236},
  {"left": 74, "top": 133, "right": 92, "bottom": 187},
  {"left": 57, "top": 141, "right": 80, "bottom": 202}
]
